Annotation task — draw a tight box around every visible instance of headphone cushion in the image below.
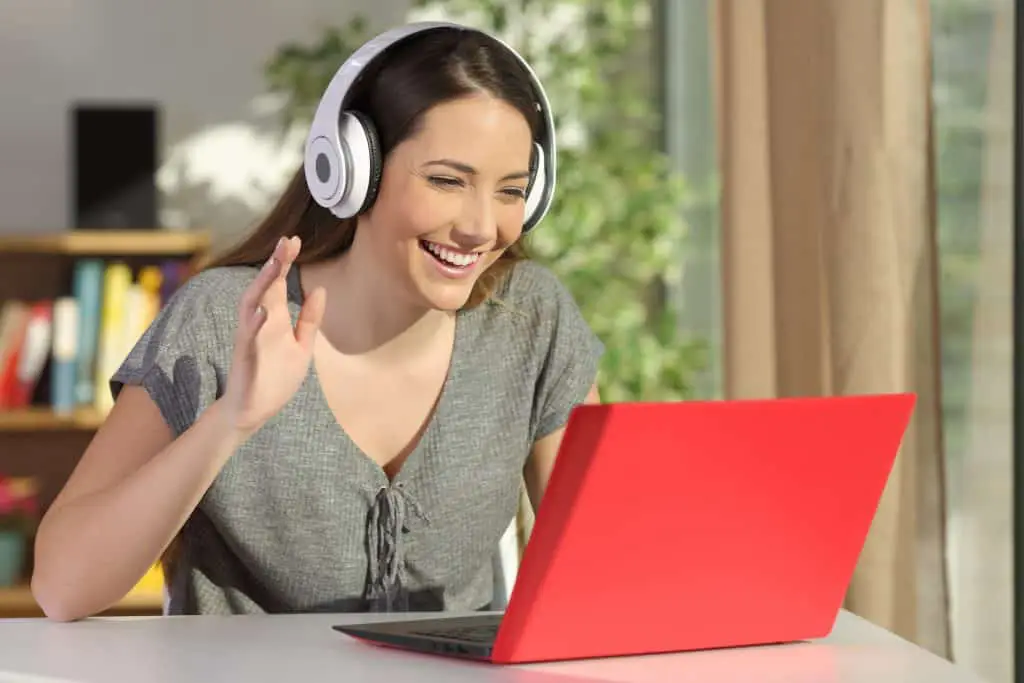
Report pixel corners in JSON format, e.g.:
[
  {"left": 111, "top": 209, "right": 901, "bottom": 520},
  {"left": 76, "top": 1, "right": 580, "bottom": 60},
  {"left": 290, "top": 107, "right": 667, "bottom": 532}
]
[
  {"left": 523, "top": 142, "right": 546, "bottom": 232},
  {"left": 349, "top": 111, "right": 383, "bottom": 214}
]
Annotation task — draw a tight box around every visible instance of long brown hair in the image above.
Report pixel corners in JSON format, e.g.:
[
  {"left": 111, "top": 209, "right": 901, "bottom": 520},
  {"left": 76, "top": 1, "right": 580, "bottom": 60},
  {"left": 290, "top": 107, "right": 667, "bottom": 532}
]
[{"left": 206, "top": 27, "right": 540, "bottom": 309}]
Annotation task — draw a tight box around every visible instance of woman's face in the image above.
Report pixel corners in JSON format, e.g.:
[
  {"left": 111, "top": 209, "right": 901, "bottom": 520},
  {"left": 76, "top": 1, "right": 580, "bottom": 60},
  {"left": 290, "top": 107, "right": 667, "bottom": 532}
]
[{"left": 358, "top": 93, "right": 533, "bottom": 312}]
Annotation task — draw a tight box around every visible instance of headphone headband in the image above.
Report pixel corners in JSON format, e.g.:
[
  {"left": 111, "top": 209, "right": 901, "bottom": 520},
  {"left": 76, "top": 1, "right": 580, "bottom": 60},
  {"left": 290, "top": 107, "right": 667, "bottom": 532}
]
[{"left": 304, "top": 21, "right": 557, "bottom": 232}]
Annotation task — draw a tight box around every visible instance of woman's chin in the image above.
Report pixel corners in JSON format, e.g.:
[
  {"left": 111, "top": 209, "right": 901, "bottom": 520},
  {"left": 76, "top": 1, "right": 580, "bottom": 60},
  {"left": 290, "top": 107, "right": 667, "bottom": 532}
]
[{"left": 417, "top": 279, "right": 476, "bottom": 312}]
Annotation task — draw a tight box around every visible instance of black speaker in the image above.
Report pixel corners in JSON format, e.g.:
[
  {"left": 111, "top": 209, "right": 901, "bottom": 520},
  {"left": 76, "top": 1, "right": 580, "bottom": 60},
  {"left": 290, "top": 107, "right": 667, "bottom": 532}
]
[{"left": 71, "top": 103, "right": 160, "bottom": 229}]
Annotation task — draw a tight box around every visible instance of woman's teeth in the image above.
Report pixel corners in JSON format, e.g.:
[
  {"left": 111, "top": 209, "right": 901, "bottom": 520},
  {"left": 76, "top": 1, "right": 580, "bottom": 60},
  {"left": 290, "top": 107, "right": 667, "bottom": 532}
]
[{"left": 423, "top": 241, "right": 481, "bottom": 268}]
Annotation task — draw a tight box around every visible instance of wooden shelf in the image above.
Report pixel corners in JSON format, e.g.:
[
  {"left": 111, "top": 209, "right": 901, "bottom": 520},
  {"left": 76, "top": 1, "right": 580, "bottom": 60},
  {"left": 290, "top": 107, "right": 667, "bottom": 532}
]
[
  {"left": 0, "top": 230, "right": 209, "bottom": 256},
  {"left": 0, "top": 584, "right": 164, "bottom": 618},
  {"left": 0, "top": 408, "right": 106, "bottom": 432}
]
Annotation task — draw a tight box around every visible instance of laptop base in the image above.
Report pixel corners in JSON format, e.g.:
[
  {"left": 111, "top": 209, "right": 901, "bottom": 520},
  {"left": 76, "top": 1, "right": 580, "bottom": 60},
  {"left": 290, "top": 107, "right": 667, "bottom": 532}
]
[{"left": 333, "top": 614, "right": 501, "bottom": 661}]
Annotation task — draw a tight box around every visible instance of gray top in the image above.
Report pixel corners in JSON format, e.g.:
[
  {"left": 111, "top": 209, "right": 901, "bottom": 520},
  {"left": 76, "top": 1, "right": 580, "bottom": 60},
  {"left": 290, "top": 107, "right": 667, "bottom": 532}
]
[{"left": 110, "top": 260, "right": 603, "bottom": 615}]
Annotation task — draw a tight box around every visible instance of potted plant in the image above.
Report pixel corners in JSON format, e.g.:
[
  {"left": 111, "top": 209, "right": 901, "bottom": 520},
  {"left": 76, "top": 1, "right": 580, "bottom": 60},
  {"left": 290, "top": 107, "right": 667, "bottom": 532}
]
[{"left": 0, "top": 475, "right": 39, "bottom": 587}]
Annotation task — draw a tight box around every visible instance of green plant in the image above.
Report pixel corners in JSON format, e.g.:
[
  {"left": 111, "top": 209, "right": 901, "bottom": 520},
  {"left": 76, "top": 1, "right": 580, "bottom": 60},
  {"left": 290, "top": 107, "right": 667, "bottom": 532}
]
[{"left": 264, "top": 0, "right": 707, "bottom": 401}]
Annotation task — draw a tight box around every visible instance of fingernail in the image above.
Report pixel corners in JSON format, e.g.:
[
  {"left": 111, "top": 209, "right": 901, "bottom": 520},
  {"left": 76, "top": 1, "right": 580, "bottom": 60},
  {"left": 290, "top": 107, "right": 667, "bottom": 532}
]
[
  {"left": 263, "top": 256, "right": 278, "bottom": 271},
  {"left": 276, "top": 236, "right": 286, "bottom": 249}
]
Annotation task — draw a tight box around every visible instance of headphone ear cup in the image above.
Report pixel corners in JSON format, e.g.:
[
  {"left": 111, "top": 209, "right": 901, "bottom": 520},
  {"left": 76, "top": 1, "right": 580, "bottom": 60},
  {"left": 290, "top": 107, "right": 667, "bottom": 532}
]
[
  {"left": 524, "top": 144, "right": 539, "bottom": 198},
  {"left": 332, "top": 112, "right": 380, "bottom": 218},
  {"left": 349, "top": 111, "right": 384, "bottom": 214},
  {"left": 522, "top": 142, "right": 546, "bottom": 232},
  {"left": 305, "top": 136, "right": 344, "bottom": 207}
]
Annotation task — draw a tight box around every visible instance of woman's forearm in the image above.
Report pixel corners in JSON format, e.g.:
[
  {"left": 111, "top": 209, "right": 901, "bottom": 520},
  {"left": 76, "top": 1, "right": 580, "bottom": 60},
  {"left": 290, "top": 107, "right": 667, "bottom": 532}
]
[{"left": 31, "top": 399, "right": 247, "bottom": 621}]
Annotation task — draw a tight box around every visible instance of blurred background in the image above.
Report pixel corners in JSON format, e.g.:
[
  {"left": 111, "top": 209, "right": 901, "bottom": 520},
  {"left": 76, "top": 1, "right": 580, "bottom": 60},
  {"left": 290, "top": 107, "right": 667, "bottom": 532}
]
[{"left": 0, "top": 0, "right": 1016, "bottom": 681}]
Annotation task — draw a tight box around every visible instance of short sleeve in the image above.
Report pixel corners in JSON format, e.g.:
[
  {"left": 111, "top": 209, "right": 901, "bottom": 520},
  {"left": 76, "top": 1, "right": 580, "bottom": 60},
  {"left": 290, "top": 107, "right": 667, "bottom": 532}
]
[
  {"left": 109, "top": 274, "right": 222, "bottom": 437},
  {"left": 515, "top": 263, "right": 605, "bottom": 441}
]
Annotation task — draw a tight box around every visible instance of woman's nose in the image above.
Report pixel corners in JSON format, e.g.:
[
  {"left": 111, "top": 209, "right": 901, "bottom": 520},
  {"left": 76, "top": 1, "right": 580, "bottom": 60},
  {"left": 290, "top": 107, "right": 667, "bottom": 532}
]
[{"left": 453, "top": 194, "right": 498, "bottom": 246}]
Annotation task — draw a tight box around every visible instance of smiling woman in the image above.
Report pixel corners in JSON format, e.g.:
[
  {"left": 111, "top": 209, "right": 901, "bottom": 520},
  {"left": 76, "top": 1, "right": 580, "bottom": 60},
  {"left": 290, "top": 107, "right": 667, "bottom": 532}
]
[
  {"left": 329, "top": 91, "right": 535, "bottom": 310},
  {"left": 417, "top": 152, "right": 530, "bottom": 276},
  {"left": 416, "top": 147, "right": 533, "bottom": 276},
  {"left": 30, "top": 23, "right": 603, "bottom": 622},
  {"left": 209, "top": 28, "right": 541, "bottom": 312}
]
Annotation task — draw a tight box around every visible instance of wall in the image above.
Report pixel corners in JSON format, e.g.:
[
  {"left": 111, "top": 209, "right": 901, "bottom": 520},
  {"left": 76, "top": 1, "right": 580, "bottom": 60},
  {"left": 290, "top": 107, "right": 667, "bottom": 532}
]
[{"left": 0, "top": 0, "right": 410, "bottom": 237}]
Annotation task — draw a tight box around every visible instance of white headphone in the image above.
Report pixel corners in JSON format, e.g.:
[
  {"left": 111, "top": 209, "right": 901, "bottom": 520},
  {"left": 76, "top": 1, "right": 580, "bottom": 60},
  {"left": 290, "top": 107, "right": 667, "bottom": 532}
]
[{"left": 303, "top": 21, "right": 557, "bottom": 233}]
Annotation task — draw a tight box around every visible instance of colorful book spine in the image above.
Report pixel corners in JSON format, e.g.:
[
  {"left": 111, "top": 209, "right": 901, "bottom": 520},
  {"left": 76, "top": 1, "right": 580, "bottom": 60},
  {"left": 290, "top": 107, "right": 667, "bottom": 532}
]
[
  {"left": 50, "top": 298, "right": 79, "bottom": 416},
  {"left": 71, "top": 259, "right": 103, "bottom": 406},
  {"left": 93, "top": 263, "right": 132, "bottom": 414},
  {"left": 9, "top": 301, "right": 54, "bottom": 408}
]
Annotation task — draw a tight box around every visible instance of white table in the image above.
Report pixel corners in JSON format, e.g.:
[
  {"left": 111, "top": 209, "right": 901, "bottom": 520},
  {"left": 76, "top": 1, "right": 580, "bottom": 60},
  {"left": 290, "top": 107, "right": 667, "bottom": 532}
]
[{"left": 0, "top": 610, "right": 983, "bottom": 682}]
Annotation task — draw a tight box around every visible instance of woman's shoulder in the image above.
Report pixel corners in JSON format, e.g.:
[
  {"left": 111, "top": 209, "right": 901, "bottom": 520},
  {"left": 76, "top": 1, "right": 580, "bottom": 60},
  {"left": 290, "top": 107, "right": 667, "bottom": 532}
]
[
  {"left": 486, "top": 260, "right": 603, "bottom": 439},
  {"left": 147, "top": 265, "right": 262, "bottom": 348},
  {"left": 170, "top": 265, "right": 260, "bottom": 311},
  {"left": 496, "top": 259, "right": 577, "bottom": 315},
  {"left": 485, "top": 259, "right": 602, "bottom": 357},
  {"left": 110, "top": 266, "right": 261, "bottom": 433}
]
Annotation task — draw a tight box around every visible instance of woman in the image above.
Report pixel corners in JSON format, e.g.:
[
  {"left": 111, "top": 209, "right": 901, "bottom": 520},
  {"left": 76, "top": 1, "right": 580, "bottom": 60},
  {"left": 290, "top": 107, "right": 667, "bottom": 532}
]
[{"left": 31, "top": 23, "right": 603, "bottom": 621}]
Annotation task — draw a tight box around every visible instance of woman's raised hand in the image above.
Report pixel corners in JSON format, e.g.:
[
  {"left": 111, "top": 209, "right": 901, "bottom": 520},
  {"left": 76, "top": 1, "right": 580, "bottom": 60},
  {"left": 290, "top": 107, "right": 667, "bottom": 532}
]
[{"left": 222, "top": 236, "right": 326, "bottom": 437}]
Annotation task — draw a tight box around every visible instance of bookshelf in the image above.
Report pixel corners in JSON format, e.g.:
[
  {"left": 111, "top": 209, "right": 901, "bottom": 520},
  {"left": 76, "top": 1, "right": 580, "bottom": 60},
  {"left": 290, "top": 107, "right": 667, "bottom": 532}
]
[
  {"left": 0, "top": 406, "right": 105, "bottom": 431},
  {"left": 0, "top": 230, "right": 210, "bottom": 257},
  {"left": 0, "top": 229, "right": 212, "bottom": 618}
]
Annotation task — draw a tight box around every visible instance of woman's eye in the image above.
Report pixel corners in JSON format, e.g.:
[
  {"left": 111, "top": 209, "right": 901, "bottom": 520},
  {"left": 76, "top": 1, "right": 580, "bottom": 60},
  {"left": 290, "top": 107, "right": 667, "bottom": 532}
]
[
  {"left": 501, "top": 187, "right": 527, "bottom": 200},
  {"left": 428, "top": 176, "right": 463, "bottom": 188}
]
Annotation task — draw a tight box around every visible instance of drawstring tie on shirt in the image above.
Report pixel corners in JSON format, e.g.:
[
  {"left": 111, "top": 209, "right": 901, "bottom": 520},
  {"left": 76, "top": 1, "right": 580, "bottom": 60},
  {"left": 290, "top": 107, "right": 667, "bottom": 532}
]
[{"left": 365, "top": 483, "right": 428, "bottom": 612}]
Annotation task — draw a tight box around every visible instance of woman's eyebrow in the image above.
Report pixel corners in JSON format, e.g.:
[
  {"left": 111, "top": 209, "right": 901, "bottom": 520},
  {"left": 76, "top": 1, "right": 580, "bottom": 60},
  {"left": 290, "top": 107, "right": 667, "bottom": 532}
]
[{"left": 422, "top": 158, "right": 530, "bottom": 181}]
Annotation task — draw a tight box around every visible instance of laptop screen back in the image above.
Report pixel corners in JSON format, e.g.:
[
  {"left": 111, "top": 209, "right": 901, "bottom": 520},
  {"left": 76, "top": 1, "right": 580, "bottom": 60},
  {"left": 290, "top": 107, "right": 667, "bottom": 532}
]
[{"left": 494, "top": 394, "right": 915, "bottom": 663}]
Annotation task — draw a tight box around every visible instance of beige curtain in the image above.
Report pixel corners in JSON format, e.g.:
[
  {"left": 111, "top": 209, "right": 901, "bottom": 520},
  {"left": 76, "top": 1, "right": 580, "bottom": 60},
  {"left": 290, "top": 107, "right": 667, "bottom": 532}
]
[{"left": 713, "top": 0, "right": 951, "bottom": 658}]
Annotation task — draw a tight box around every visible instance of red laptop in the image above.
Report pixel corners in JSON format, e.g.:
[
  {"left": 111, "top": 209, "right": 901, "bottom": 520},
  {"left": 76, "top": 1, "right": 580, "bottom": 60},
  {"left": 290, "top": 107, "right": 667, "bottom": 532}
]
[{"left": 333, "top": 393, "right": 916, "bottom": 664}]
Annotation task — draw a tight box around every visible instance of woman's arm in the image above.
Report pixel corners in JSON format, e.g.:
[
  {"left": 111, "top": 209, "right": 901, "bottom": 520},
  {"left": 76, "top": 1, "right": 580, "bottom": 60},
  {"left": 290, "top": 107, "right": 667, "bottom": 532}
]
[
  {"left": 524, "top": 382, "right": 602, "bottom": 510},
  {"left": 31, "top": 387, "right": 247, "bottom": 622},
  {"left": 32, "top": 238, "right": 315, "bottom": 622}
]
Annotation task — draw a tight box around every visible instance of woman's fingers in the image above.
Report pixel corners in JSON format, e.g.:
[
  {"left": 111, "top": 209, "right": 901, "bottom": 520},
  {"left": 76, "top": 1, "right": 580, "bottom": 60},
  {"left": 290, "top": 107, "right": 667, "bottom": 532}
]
[
  {"left": 281, "top": 235, "right": 301, "bottom": 272},
  {"left": 240, "top": 250, "right": 283, "bottom": 327},
  {"left": 269, "top": 236, "right": 302, "bottom": 310},
  {"left": 295, "top": 286, "right": 326, "bottom": 351},
  {"left": 237, "top": 235, "right": 307, "bottom": 355}
]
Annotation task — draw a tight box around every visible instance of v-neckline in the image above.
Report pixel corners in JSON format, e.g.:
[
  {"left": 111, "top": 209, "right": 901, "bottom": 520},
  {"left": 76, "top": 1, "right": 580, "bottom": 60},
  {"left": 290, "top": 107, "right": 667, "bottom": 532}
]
[{"left": 288, "top": 265, "right": 465, "bottom": 487}]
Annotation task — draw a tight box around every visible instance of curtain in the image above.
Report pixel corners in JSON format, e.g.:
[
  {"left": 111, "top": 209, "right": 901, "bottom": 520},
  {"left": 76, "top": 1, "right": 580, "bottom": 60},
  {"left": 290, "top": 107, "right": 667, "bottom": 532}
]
[{"left": 713, "top": 0, "right": 951, "bottom": 657}]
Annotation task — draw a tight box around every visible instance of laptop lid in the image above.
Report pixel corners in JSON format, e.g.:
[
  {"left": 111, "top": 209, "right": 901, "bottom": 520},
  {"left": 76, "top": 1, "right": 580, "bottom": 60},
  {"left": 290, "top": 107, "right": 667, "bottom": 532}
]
[{"left": 492, "top": 393, "right": 915, "bottom": 663}]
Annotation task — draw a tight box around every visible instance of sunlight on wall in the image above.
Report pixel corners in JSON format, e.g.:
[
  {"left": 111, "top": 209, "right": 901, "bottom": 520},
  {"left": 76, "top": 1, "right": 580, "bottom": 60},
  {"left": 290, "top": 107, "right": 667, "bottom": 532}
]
[{"left": 156, "top": 94, "right": 305, "bottom": 250}]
